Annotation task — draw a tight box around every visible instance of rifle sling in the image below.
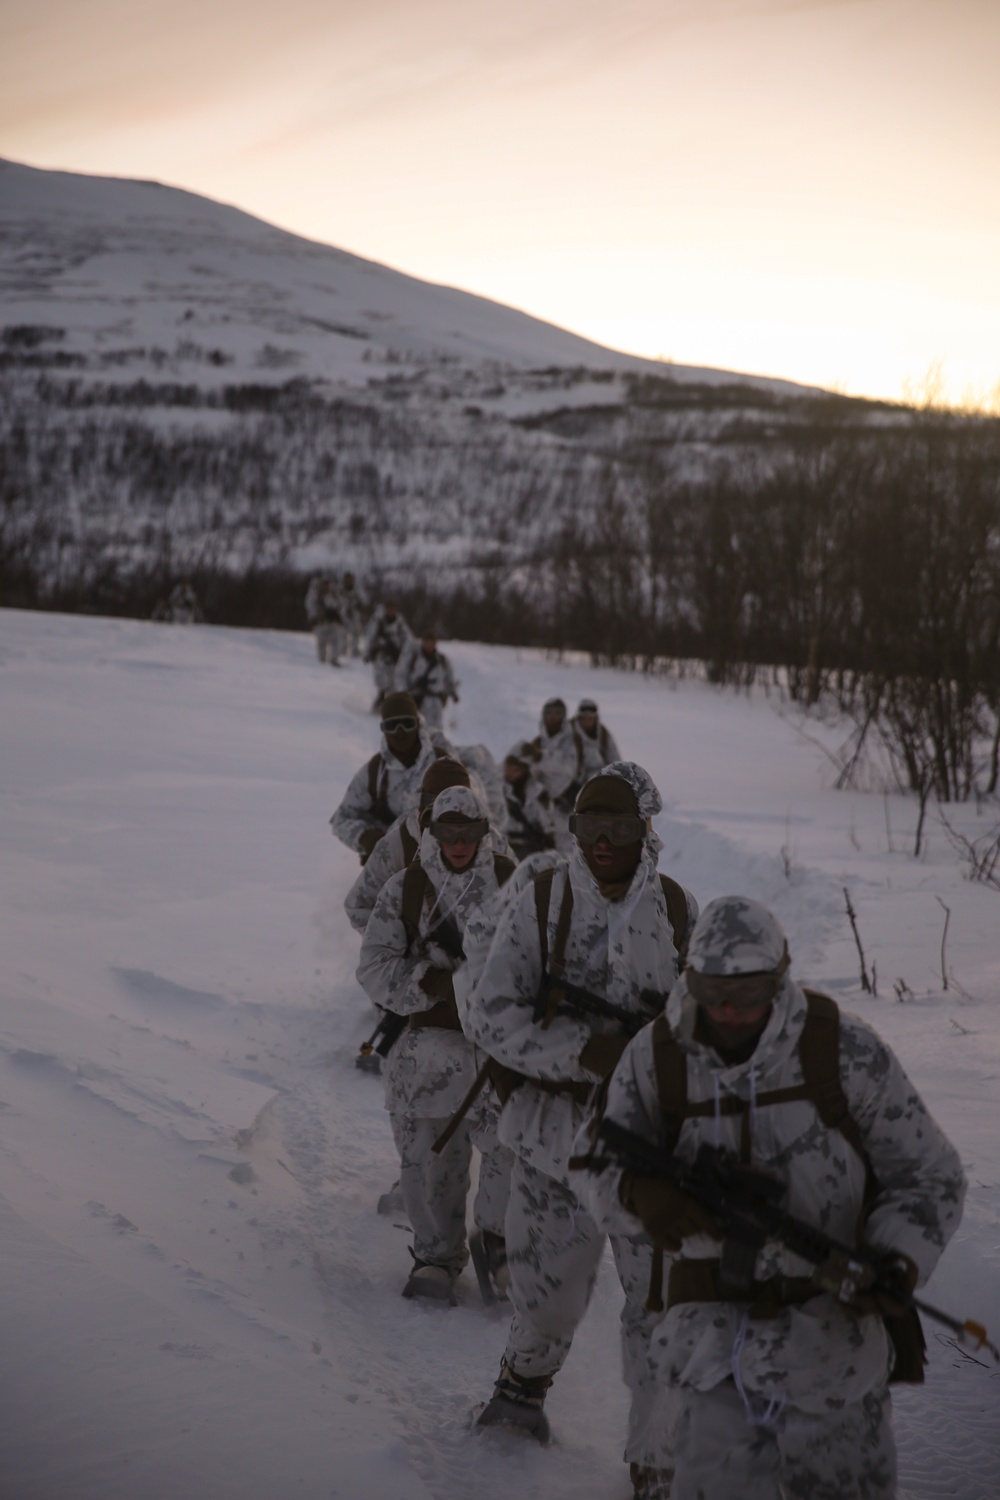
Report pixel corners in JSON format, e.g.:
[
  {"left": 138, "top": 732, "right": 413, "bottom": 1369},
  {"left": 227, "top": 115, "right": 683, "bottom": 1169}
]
[
  {"left": 408, "top": 998, "right": 462, "bottom": 1031},
  {"left": 667, "top": 1258, "right": 820, "bottom": 1316}
]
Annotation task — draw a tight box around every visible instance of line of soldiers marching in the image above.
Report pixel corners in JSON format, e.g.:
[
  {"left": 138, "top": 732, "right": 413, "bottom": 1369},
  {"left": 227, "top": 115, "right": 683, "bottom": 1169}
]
[{"left": 327, "top": 664, "right": 968, "bottom": 1500}]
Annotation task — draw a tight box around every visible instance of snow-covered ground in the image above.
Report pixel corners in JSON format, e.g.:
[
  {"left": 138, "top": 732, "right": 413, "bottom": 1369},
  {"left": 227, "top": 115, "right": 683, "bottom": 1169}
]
[{"left": 0, "top": 608, "right": 997, "bottom": 1500}]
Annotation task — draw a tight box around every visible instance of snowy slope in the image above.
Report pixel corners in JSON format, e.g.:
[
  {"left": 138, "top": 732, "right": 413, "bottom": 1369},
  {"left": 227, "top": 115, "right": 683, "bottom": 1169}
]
[
  {"left": 0, "top": 157, "right": 812, "bottom": 402},
  {"left": 0, "top": 609, "right": 997, "bottom": 1500}
]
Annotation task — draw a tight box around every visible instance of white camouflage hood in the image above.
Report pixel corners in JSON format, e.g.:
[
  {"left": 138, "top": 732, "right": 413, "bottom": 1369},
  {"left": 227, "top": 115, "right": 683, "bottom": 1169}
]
[{"left": 576, "top": 759, "right": 664, "bottom": 857}]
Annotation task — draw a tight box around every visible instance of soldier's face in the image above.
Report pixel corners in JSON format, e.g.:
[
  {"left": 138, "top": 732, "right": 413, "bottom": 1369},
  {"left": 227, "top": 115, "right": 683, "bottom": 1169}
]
[
  {"left": 689, "top": 972, "right": 778, "bottom": 1047},
  {"left": 543, "top": 710, "right": 564, "bottom": 735},
  {"left": 578, "top": 712, "right": 597, "bottom": 732},
  {"left": 579, "top": 832, "right": 642, "bottom": 885},
  {"left": 438, "top": 831, "right": 479, "bottom": 870}
]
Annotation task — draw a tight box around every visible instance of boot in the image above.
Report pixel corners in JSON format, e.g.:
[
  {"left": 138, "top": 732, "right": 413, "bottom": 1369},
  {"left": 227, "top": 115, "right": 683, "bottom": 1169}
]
[
  {"left": 630, "top": 1462, "right": 673, "bottom": 1500},
  {"left": 401, "top": 1256, "right": 458, "bottom": 1307},
  {"left": 476, "top": 1359, "right": 552, "bottom": 1443}
]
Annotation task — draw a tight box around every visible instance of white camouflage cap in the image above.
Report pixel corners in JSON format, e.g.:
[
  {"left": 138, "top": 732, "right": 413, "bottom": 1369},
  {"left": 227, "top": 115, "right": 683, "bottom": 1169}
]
[
  {"left": 685, "top": 895, "right": 789, "bottom": 976},
  {"left": 431, "top": 784, "right": 488, "bottom": 822},
  {"left": 579, "top": 760, "right": 663, "bottom": 821}
]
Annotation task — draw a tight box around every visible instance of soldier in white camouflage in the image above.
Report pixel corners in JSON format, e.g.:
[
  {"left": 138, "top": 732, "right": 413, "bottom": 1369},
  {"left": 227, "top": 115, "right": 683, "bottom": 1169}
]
[
  {"left": 329, "top": 692, "right": 445, "bottom": 865},
  {"left": 396, "top": 629, "right": 460, "bottom": 731},
  {"left": 363, "top": 601, "right": 413, "bottom": 713},
  {"left": 502, "top": 746, "right": 558, "bottom": 862},
  {"left": 573, "top": 894, "right": 967, "bottom": 1500},
  {"left": 356, "top": 785, "right": 517, "bottom": 1304},
  {"left": 571, "top": 697, "right": 622, "bottom": 778},
  {"left": 522, "top": 698, "right": 587, "bottom": 851},
  {"left": 460, "top": 761, "right": 697, "bottom": 1455}
]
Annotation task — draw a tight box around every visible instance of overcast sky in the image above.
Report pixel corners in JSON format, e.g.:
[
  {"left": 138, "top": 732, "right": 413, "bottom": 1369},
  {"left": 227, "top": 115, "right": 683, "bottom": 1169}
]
[{"left": 3, "top": 0, "right": 999, "bottom": 401}]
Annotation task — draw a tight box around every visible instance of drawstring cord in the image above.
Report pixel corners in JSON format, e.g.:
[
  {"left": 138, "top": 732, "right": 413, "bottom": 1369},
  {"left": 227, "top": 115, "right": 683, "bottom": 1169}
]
[{"left": 731, "top": 1311, "right": 788, "bottom": 1433}]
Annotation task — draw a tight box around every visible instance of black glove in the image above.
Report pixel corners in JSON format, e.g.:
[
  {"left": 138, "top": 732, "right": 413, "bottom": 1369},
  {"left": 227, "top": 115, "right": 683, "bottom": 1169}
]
[
  {"left": 418, "top": 967, "right": 455, "bottom": 1002},
  {"left": 845, "top": 1251, "right": 918, "bottom": 1318},
  {"left": 579, "top": 1033, "right": 630, "bottom": 1079},
  {"left": 358, "top": 827, "right": 384, "bottom": 863},
  {"left": 620, "top": 1171, "right": 723, "bottom": 1251}
]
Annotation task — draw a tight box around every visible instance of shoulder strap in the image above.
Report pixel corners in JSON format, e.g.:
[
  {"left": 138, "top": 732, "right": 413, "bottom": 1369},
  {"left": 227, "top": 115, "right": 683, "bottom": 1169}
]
[
  {"left": 533, "top": 865, "right": 573, "bottom": 977},
  {"left": 571, "top": 725, "right": 585, "bottom": 776},
  {"left": 798, "top": 990, "right": 869, "bottom": 1167},
  {"left": 533, "top": 866, "right": 555, "bottom": 970},
  {"left": 658, "top": 874, "right": 691, "bottom": 965},
  {"left": 367, "top": 751, "right": 381, "bottom": 804},
  {"left": 492, "top": 853, "right": 517, "bottom": 888},
  {"left": 401, "top": 862, "right": 429, "bottom": 951},
  {"left": 400, "top": 821, "right": 419, "bottom": 867},
  {"left": 650, "top": 1012, "right": 688, "bottom": 1154}
]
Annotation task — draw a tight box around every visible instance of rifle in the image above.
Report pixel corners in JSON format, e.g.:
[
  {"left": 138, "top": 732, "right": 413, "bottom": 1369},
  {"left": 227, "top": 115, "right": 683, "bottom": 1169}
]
[
  {"left": 355, "top": 1009, "right": 408, "bottom": 1072},
  {"left": 532, "top": 974, "right": 653, "bottom": 1036},
  {"left": 580, "top": 1117, "right": 998, "bottom": 1361},
  {"left": 421, "top": 913, "right": 465, "bottom": 965}
]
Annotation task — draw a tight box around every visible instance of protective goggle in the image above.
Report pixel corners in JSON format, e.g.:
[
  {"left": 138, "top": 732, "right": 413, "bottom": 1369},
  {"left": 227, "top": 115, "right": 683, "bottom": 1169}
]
[
  {"left": 568, "top": 812, "right": 646, "bottom": 847},
  {"left": 685, "top": 967, "right": 785, "bottom": 1012},
  {"left": 381, "top": 715, "right": 418, "bottom": 733},
  {"left": 429, "top": 817, "right": 489, "bottom": 846}
]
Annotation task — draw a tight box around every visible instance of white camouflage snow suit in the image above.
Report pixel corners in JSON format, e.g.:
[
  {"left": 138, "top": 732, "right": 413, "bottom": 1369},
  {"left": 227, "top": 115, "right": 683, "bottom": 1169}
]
[
  {"left": 519, "top": 714, "right": 587, "bottom": 853},
  {"left": 574, "top": 896, "right": 967, "bottom": 1500},
  {"left": 461, "top": 762, "right": 698, "bottom": 1462},
  {"left": 363, "top": 607, "right": 413, "bottom": 702},
  {"left": 396, "top": 642, "right": 459, "bottom": 731},
  {"left": 356, "top": 787, "right": 516, "bottom": 1278},
  {"left": 571, "top": 714, "right": 622, "bottom": 778}
]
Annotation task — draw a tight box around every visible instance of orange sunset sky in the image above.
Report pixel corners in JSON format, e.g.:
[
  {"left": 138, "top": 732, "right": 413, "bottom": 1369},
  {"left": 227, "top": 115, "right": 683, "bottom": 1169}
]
[{"left": 2, "top": 0, "right": 999, "bottom": 402}]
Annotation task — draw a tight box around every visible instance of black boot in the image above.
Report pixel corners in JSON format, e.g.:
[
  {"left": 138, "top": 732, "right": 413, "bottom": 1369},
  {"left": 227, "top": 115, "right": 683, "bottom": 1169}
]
[{"left": 476, "top": 1359, "right": 552, "bottom": 1442}]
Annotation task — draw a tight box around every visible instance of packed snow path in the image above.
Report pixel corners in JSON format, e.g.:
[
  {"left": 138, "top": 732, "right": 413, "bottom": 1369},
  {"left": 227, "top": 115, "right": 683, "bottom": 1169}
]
[{"left": 0, "top": 609, "right": 997, "bottom": 1499}]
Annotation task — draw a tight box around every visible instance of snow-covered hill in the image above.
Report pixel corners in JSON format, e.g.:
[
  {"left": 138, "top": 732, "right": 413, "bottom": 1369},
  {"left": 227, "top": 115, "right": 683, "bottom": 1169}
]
[
  {"left": 1, "top": 156, "right": 793, "bottom": 400},
  {"left": 1, "top": 608, "right": 997, "bottom": 1499}
]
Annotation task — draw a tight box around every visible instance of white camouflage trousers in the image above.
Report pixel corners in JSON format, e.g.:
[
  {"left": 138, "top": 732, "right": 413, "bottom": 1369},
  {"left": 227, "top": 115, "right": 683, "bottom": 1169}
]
[
  {"left": 502, "top": 1157, "right": 676, "bottom": 1466},
  {"left": 670, "top": 1380, "right": 896, "bottom": 1500},
  {"left": 388, "top": 1110, "right": 512, "bottom": 1276},
  {"left": 314, "top": 622, "right": 346, "bottom": 664}
]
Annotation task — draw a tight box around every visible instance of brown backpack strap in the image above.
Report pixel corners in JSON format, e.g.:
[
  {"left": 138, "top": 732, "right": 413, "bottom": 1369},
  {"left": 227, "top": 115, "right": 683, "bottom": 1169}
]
[
  {"left": 533, "top": 866, "right": 555, "bottom": 970},
  {"left": 658, "top": 874, "right": 691, "bottom": 966},
  {"left": 400, "top": 861, "right": 429, "bottom": 952},
  {"left": 799, "top": 988, "right": 877, "bottom": 1211},
  {"left": 368, "top": 752, "right": 393, "bottom": 828},
  {"left": 492, "top": 853, "right": 517, "bottom": 887},
  {"left": 650, "top": 1011, "right": 689, "bottom": 1154},
  {"left": 533, "top": 866, "right": 574, "bottom": 1029},
  {"left": 400, "top": 821, "right": 419, "bottom": 867},
  {"left": 799, "top": 991, "right": 869, "bottom": 1164}
]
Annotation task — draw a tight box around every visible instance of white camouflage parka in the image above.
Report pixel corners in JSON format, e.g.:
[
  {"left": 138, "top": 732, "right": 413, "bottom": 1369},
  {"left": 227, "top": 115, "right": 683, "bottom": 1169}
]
[
  {"left": 528, "top": 713, "right": 586, "bottom": 807},
  {"left": 574, "top": 963, "right": 967, "bottom": 1416},
  {"left": 356, "top": 787, "right": 510, "bottom": 1119},
  {"left": 461, "top": 763, "right": 698, "bottom": 1184},
  {"left": 329, "top": 728, "right": 441, "bottom": 855}
]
